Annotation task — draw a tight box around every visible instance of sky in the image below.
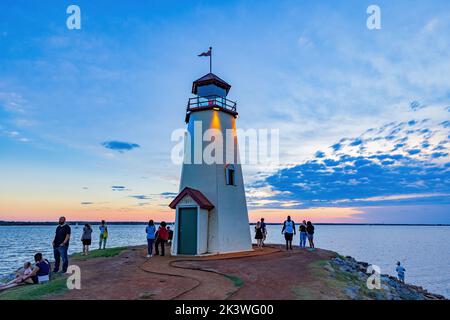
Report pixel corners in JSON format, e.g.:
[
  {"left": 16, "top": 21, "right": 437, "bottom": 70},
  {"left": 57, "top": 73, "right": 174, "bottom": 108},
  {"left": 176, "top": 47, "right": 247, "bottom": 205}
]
[{"left": 0, "top": 0, "right": 449, "bottom": 223}]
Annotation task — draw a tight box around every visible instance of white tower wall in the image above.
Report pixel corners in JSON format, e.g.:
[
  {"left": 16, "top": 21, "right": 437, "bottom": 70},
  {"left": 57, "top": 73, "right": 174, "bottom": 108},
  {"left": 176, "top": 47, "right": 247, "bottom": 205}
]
[{"left": 179, "top": 109, "right": 252, "bottom": 254}]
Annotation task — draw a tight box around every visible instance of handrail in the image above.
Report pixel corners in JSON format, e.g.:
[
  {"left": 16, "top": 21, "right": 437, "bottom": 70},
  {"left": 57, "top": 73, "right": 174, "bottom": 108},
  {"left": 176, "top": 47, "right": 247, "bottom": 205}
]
[{"left": 187, "top": 95, "right": 237, "bottom": 113}]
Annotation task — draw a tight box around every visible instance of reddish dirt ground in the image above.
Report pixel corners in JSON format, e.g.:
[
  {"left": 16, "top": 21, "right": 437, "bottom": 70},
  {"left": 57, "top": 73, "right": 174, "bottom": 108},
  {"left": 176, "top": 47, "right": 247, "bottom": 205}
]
[{"left": 50, "top": 245, "right": 337, "bottom": 300}]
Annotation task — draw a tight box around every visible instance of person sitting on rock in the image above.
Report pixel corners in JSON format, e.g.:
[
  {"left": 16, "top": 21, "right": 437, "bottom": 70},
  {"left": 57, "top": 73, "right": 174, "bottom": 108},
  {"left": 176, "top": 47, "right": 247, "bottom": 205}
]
[{"left": 396, "top": 261, "right": 406, "bottom": 283}]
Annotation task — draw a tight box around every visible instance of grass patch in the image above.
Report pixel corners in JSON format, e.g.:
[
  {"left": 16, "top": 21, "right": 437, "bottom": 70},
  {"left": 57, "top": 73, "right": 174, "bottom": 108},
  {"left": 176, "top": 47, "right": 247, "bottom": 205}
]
[
  {"left": 224, "top": 275, "right": 244, "bottom": 287},
  {"left": 138, "top": 291, "right": 157, "bottom": 300},
  {"left": 0, "top": 274, "right": 68, "bottom": 300},
  {"left": 71, "top": 247, "right": 128, "bottom": 261},
  {"left": 307, "top": 259, "right": 349, "bottom": 299},
  {"left": 291, "top": 286, "right": 315, "bottom": 300}
]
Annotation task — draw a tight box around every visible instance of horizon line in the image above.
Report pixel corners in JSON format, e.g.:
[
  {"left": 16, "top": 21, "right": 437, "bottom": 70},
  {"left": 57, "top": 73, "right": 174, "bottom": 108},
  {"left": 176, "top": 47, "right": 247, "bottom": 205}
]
[{"left": 1, "top": 221, "right": 449, "bottom": 227}]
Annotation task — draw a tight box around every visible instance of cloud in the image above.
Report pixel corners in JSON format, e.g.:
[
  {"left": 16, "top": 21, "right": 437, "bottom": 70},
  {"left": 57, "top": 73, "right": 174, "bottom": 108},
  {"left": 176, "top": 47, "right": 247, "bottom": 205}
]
[
  {"left": 0, "top": 126, "right": 30, "bottom": 143},
  {"left": 315, "top": 151, "right": 325, "bottom": 158},
  {"left": 129, "top": 195, "right": 151, "bottom": 200},
  {"left": 160, "top": 192, "right": 178, "bottom": 199},
  {"left": 111, "top": 185, "right": 129, "bottom": 191},
  {"left": 410, "top": 101, "right": 427, "bottom": 111},
  {"left": 101, "top": 141, "right": 140, "bottom": 153},
  {"left": 81, "top": 202, "right": 94, "bottom": 205},
  {"left": 250, "top": 113, "right": 450, "bottom": 209}
]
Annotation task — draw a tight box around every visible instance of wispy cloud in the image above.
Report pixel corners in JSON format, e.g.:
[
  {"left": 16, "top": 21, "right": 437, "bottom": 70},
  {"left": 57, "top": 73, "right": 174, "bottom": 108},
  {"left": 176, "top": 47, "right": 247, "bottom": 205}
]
[
  {"left": 111, "top": 186, "right": 130, "bottom": 192},
  {"left": 129, "top": 195, "right": 151, "bottom": 200}
]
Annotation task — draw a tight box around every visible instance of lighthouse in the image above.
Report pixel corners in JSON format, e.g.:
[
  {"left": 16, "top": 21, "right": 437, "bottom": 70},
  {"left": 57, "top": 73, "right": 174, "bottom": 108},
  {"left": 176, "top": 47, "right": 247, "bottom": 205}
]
[{"left": 169, "top": 68, "right": 252, "bottom": 255}]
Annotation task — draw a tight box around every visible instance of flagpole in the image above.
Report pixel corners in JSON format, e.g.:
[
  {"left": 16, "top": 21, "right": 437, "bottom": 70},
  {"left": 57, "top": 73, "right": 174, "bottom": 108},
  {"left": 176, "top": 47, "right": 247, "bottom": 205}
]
[{"left": 209, "top": 47, "right": 212, "bottom": 73}]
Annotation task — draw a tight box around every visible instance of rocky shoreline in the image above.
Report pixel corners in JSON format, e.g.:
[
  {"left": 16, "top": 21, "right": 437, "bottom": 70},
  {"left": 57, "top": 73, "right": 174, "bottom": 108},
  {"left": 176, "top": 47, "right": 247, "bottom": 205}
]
[{"left": 327, "top": 255, "right": 447, "bottom": 300}]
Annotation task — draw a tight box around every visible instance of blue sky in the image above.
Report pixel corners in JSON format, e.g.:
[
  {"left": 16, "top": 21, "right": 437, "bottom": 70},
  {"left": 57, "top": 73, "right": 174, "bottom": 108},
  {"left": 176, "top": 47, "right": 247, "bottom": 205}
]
[{"left": 0, "top": 0, "right": 449, "bottom": 222}]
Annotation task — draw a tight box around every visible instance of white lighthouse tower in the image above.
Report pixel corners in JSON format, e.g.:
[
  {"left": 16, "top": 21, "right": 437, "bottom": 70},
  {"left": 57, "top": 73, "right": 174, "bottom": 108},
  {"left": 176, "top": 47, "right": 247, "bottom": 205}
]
[{"left": 169, "top": 68, "right": 252, "bottom": 255}]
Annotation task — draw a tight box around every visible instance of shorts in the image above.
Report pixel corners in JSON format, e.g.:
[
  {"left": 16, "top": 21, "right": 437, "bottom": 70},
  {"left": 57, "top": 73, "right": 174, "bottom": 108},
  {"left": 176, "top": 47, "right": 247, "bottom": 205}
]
[
  {"left": 82, "top": 239, "right": 92, "bottom": 245},
  {"left": 284, "top": 233, "right": 293, "bottom": 241},
  {"left": 307, "top": 233, "right": 314, "bottom": 240}
]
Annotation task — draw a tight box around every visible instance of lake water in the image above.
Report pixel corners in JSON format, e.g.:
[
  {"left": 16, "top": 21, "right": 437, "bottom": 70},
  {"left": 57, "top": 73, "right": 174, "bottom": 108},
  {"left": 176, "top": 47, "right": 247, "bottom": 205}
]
[{"left": 0, "top": 224, "right": 449, "bottom": 298}]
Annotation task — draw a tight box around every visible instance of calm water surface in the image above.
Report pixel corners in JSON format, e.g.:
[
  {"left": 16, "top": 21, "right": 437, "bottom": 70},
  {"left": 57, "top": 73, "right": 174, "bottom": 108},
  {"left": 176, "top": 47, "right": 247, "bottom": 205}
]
[{"left": 0, "top": 224, "right": 449, "bottom": 297}]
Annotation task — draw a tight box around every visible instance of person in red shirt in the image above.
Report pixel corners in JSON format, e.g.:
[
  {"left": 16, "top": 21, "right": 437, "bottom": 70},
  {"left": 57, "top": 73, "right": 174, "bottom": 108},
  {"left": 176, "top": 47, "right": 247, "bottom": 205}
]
[{"left": 155, "top": 221, "right": 169, "bottom": 256}]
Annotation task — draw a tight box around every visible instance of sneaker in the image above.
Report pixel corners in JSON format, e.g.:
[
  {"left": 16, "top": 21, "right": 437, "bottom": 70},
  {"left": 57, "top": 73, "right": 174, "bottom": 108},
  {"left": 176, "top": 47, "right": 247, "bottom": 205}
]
[{"left": 146, "top": 254, "right": 151, "bottom": 258}]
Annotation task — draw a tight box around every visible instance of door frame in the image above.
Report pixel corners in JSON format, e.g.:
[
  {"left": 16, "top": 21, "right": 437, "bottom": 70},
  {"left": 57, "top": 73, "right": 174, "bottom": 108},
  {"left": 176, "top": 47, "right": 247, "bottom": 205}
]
[{"left": 175, "top": 204, "right": 199, "bottom": 255}]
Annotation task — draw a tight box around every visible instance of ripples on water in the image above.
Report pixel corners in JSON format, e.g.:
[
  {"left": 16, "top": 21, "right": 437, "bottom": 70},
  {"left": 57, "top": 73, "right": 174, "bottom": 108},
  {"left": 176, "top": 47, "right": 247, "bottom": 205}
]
[{"left": 0, "top": 224, "right": 449, "bottom": 297}]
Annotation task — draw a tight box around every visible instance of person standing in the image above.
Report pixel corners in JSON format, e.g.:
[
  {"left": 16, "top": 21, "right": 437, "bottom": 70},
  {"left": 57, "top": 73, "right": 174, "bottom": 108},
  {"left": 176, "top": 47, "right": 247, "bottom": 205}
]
[
  {"left": 299, "top": 220, "right": 307, "bottom": 248},
  {"left": 167, "top": 226, "right": 174, "bottom": 245},
  {"left": 254, "top": 221, "right": 263, "bottom": 248},
  {"left": 155, "top": 222, "right": 169, "bottom": 256},
  {"left": 260, "top": 218, "right": 267, "bottom": 247},
  {"left": 52, "top": 216, "right": 71, "bottom": 273},
  {"left": 306, "top": 221, "right": 315, "bottom": 248},
  {"left": 81, "top": 224, "right": 92, "bottom": 255},
  {"left": 146, "top": 220, "right": 156, "bottom": 258},
  {"left": 281, "top": 216, "right": 296, "bottom": 250},
  {"left": 99, "top": 220, "right": 108, "bottom": 250},
  {"left": 396, "top": 262, "right": 406, "bottom": 283}
]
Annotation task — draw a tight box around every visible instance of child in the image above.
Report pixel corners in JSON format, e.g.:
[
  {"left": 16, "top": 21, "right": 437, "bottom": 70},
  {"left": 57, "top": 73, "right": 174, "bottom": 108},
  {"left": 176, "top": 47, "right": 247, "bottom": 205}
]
[
  {"left": 0, "top": 262, "right": 33, "bottom": 291},
  {"left": 396, "top": 261, "right": 406, "bottom": 283}
]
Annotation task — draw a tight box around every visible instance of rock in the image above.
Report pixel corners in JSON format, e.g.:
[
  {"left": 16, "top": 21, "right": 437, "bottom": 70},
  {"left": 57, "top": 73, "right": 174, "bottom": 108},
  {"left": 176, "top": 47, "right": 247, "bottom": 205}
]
[
  {"left": 345, "top": 286, "right": 360, "bottom": 299},
  {"left": 323, "top": 263, "right": 335, "bottom": 273},
  {"left": 329, "top": 255, "right": 448, "bottom": 300}
]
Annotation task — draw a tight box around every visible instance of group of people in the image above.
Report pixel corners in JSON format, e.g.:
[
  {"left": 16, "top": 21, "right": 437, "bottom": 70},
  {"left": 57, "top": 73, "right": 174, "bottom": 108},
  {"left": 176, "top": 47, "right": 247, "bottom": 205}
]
[
  {"left": 281, "top": 216, "right": 315, "bottom": 250},
  {"left": 1, "top": 216, "right": 409, "bottom": 292},
  {"left": 255, "top": 216, "right": 315, "bottom": 251},
  {"left": 0, "top": 253, "right": 51, "bottom": 291},
  {"left": 80, "top": 220, "right": 109, "bottom": 255},
  {"left": 145, "top": 220, "right": 174, "bottom": 258},
  {"left": 0, "top": 216, "right": 110, "bottom": 291},
  {"left": 254, "top": 218, "right": 267, "bottom": 248}
]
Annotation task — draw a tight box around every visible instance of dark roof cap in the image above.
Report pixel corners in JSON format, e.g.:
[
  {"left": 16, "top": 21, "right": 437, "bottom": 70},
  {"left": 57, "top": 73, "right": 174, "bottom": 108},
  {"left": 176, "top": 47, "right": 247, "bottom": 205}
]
[{"left": 192, "top": 73, "right": 231, "bottom": 95}]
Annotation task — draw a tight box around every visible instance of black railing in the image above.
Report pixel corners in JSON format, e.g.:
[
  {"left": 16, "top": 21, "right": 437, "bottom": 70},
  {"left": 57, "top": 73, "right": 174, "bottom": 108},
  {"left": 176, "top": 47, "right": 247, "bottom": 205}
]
[{"left": 187, "top": 95, "right": 237, "bottom": 113}]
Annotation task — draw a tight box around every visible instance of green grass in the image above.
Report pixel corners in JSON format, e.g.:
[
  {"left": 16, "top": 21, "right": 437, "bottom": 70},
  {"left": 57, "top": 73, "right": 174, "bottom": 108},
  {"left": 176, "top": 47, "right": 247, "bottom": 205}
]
[
  {"left": 0, "top": 274, "right": 68, "bottom": 300},
  {"left": 291, "top": 286, "right": 315, "bottom": 299},
  {"left": 71, "top": 247, "right": 128, "bottom": 261},
  {"left": 224, "top": 275, "right": 244, "bottom": 287},
  {"left": 138, "top": 291, "right": 157, "bottom": 300}
]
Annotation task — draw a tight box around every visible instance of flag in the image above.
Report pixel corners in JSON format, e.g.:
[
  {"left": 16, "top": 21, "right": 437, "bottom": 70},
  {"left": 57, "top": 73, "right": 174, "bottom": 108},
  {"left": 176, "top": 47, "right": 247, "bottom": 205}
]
[{"left": 198, "top": 48, "right": 211, "bottom": 57}]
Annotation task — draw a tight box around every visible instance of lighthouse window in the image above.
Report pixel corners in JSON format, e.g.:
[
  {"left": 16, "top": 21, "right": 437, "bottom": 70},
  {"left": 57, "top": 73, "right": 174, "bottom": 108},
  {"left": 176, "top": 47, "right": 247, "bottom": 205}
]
[{"left": 226, "top": 166, "right": 235, "bottom": 186}]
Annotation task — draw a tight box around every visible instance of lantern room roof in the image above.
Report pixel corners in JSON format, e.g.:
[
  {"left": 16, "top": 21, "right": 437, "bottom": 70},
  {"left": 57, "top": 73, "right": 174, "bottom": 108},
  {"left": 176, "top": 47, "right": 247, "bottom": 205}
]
[
  {"left": 192, "top": 73, "right": 231, "bottom": 95},
  {"left": 168, "top": 187, "right": 215, "bottom": 210}
]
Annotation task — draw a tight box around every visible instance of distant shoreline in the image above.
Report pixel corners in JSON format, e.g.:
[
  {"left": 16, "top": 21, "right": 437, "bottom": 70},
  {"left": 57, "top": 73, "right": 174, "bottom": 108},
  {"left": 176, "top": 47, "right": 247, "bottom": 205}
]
[{"left": 1, "top": 221, "right": 449, "bottom": 227}]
